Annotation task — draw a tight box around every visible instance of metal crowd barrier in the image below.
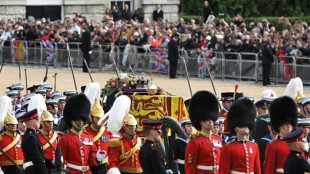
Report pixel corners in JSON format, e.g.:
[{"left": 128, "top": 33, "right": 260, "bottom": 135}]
[{"left": 1, "top": 40, "right": 310, "bottom": 85}]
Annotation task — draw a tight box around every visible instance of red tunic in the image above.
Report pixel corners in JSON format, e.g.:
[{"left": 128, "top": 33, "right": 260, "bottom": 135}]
[
  {"left": 0, "top": 132, "right": 24, "bottom": 166},
  {"left": 108, "top": 134, "right": 143, "bottom": 173},
  {"left": 219, "top": 139, "right": 261, "bottom": 174},
  {"left": 264, "top": 138, "right": 290, "bottom": 174},
  {"left": 37, "top": 130, "right": 59, "bottom": 160},
  {"left": 83, "top": 125, "right": 112, "bottom": 166},
  {"left": 184, "top": 133, "right": 222, "bottom": 174},
  {"left": 59, "top": 129, "right": 97, "bottom": 174},
  {"left": 219, "top": 111, "right": 229, "bottom": 133}
]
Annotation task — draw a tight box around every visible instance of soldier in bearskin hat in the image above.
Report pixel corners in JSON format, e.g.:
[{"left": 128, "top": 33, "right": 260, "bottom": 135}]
[
  {"left": 58, "top": 94, "right": 99, "bottom": 174},
  {"left": 184, "top": 91, "right": 222, "bottom": 174},
  {"left": 219, "top": 98, "right": 261, "bottom": 174},
  {"left": 263, "top": 96, "right": 298, "bottom": 174}
]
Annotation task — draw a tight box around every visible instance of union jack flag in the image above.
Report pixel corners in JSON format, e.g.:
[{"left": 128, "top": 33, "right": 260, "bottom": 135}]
[
  {"left": 150, "top": 49, "right": 167, "bottom": 71},
  {"left": 42, "top": 40, "right": 57, "bottom": 63}
]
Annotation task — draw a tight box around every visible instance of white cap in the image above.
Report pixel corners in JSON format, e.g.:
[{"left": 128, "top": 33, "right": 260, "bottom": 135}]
[
  {"left": 260, "top": 89, "right": 277, "bottom": 100},
  {"left": 206, "top": 35, "right": 211, "bottom": 40}
]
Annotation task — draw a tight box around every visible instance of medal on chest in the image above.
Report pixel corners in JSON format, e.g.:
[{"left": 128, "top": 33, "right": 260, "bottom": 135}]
[
  {"left": 101, "top": 135, "right": 110, "bottom": 142},
  {"left": 249, "top": 146, "right": 253, "bottom": 154},
  {"left": 16, "top": 139, "right": 22, "bottom": 148},
  {"left": 82, "top": 137, "right": 93, "bottom": 145},
  {"left": 213, "top": 139, "right": 222, "bottom": 147}
]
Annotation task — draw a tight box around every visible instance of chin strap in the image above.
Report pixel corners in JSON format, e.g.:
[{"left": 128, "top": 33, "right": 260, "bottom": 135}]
[{"left": 200, "top": 121, "right": 213, "bottom": 129}]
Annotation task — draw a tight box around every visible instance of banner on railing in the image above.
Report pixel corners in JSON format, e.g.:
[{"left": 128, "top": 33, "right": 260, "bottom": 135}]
[
  {"left": 42, "top": 40, "right": 57, "bottom": 63},
  {"left": 198, "top": 50, "right": 212, "bottom": 78},
  {"left": 150, "top": 49, "right": 167, "bottom": 72},
  {"left": 11, "top": 41, "right": 26, "bottom": 60}
]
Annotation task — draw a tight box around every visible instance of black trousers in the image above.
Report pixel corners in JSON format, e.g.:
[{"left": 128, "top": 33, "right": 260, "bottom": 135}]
[
  {"left": 83, "top": 51, "right": 90, "bottom": 72},
  {"left": 90, "top": 163, "right": 108, "bottom": 174},
  {"left": 169, "top": 59, "right": 178, "bottom": 78},
  {"left": 262, "top": 63, "right": 272, "bottom": 85},
  {"left": 1, "top": 165, "right": 23, "bottom": 174}
]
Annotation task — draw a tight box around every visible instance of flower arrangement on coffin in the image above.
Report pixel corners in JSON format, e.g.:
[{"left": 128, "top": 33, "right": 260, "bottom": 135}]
[{"left": 101, "top": 74, "right": 138, "bottom": 97}]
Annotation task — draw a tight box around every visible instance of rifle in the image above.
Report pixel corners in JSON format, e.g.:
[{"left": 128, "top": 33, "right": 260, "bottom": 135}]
[
  {"left": 205, "top": 57, "right": 223, "bottom": 112},
  {"left": 66, "top": 43, "right": 78, "bottom": 91},
  {"left": 38, "top": 130, "right": 68, "bottom": 173},
  {"left": 24, "top": 69, "right": 28, "bottom": 94},
  {"left": 181, "top": 49, "right": 193, "bottom": 97},
  {"left": 83, "top": 59, "right": 93, "bottom": 82},
  {"left": 53, "top": 73, "right": 57, "bottom": 92},
  {"left": 0, "top": 148, "right": 24, "bottom": 172}
]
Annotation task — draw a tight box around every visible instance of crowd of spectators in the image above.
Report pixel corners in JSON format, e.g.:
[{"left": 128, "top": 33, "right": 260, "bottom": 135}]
[{"left": 0, "top": 3, "right": 310, "bottom": 64}]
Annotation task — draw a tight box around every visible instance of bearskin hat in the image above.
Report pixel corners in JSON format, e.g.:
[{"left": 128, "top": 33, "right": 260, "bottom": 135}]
[
  {"left": 227, "top": 98, "right": 256, "bottom": 134},
  {"left": 63, "top": 94, "right": 91, "bottom": 126},
  {"left": 189, "top": 91, "right": 219, "bottom": 131},
  {"left": 270, "top": 96, "right": 298, "bottom": 133}
]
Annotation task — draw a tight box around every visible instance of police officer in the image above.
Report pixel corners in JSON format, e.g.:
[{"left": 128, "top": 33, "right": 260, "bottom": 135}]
[
  {"left": 37, "top": 110, "right": 60, "bottom": 174},
  {"left": 58, "top": 94, "right": 98, "bottom": 174},
  {"left": 0, "top": 96, "right": 24, "bottom": 174},
  {"left": 171, "top": 118, "right": 194, "bottom": 174},
  {"left": 184, "top": 91, "right": 222, "bottom": 174},
  {"left": 219, "top": 98, "right": 261, "bottom": 174},
  {"left": 139, "top": 120, "right": 166, "bottom": 174},
  {"left": 19, "top": 108, "right": 49, "bottom": 174},
  {"left": 264, "top": 96, "right": 298, "bottom": 174},
  {"left": 283, "top": 129, "right": 310, "bottom": 174}
]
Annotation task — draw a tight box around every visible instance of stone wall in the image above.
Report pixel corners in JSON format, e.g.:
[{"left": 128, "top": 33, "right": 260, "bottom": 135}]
[
  {"left": 0, "top": 0, "right": 180, "bottom": 23},
  {"left": 141, "top": 0, "right": 180, "bottom": 22},
  {"left": 0, "top": 5, "right": 26, "bottom": 21}
]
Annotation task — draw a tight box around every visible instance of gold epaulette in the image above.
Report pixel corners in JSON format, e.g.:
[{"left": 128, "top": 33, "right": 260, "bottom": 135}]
[{"left": 109, "top": 139, "right": 121, "bottom": 148}]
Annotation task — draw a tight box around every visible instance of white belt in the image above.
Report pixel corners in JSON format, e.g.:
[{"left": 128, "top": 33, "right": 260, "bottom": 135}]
[
  {"left": 276, "top": 168, "right": 284, "bottom": 173},
  {"left": 177, "top": 159, "right": 184, "bottom": 164},
  {"left": 23, "top": 161, "right": 33, "bottom": 170},
  {"left": 230, "top": 171, "right": 254, "bottom": 174},
  {"left": 197, "top": 165, "right": 219, "bottom": 171},
  {"left": 67, "top": 162, "right": 90, "bottom": 172}
]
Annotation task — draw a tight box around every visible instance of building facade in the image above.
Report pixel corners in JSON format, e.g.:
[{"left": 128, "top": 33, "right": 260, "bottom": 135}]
[{"left": 0, "top": 0, "right": 180, "bottom": 22}]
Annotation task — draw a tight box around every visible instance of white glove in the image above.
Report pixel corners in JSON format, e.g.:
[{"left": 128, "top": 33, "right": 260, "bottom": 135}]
[
  {"left": 88, "top": 51, "right": 92, "bottom": 55},
  {"left": 96, "top": 150, "right": 106, "bottom": 162},
  {"left": 107, "top": 167, "right": 121, "bottom": 174},
  {"left": 52, "top": 158, "right": 55, "bottom": 165},
  {"left": 166, "top": 169, "right": 173, "bottom": 174}
]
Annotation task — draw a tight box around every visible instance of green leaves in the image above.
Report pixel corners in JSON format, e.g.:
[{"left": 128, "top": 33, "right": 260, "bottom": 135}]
[{"left": 183, "top": 0, "right": 310, "bottom": 17}]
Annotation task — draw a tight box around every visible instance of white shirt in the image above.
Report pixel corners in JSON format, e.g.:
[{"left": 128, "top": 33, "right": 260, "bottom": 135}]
[
  {"left": 0, "top": 30, "right": 12, "bottom": 40},
  {"left": 71, "top": 25, "right": 81, "bottom": 35}
]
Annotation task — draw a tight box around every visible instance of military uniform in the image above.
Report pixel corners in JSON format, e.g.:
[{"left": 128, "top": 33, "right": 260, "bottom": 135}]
[
  {"left": 139, "top": 140, "right": 165, "bottom": 174},
  {"left": 283, "top": 129, "right": 310, "bottom": 174},
  {"left": 139, "top": 120, "right": 166, "bottom": 174},
  {"left": 109, "top": 134, "right": 143, "bottom": 173},
  {"left": 83, "top": 82, "right": 113, "bottom": 174},
  {"left": 220, "top": 139, "right": 260, "bottom": 174},
  {"left": 59, "top": 129, "right": 97, "bottom": 174},
  {"left": 185, "top": 91, "right": 222, "bottom": 174},
  {"left": 0, "top": 112, "right": 24, "bottom": 174},
  {"left": 19, "top": 109, "right": 49, "bottom": 174},
  {"left": 264, "top": 96, "right": 298, "bottom": 174},
  {"left": 258, "top": 133, "right": 272, "bottom": 174},
  {"left": 36, "top": 109, "right": 61, "bottom": 174},
  {"left": 219, "top": 98, "right": 260, "bottom": 174},
  {"left": 59, "top": 94, "right": 97, "bottom": 174},
  {"left": 185, "top": 133, "right": 222, "bottom": 174},
  {"left": 84, "top": 124, "right": 112, "bottom": 173},
  {"left": 171, "top": 134, "right": 189, "bottom": 174}
]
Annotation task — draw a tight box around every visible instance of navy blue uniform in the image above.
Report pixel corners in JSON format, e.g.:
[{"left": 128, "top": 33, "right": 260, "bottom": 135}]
[
  {"left": 21, "top": 128, "right": 48, "bottom": 174},
  {"left": 139, "top": 140, "right": 166, "bottom": 174},
  {"left": 284, "top": 151, "right": 310, "bottom": 174}
]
